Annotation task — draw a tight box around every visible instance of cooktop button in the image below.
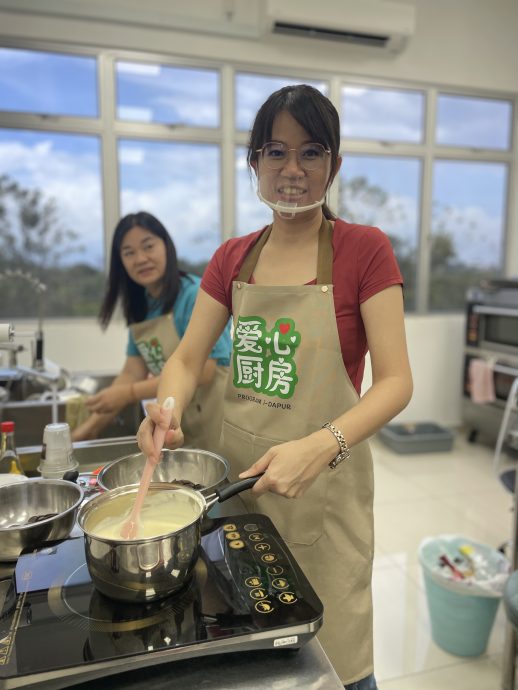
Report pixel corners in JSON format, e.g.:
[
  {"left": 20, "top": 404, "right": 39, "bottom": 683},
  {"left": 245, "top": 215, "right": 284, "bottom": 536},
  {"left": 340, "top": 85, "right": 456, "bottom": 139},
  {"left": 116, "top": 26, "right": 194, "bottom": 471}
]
[
  {"left": 254, "top": 600, "right": 274, "bottom": 614},
  {"left": 248, "top": 532, "right": 264, "bottom": 541},
  {"left": 278, "top": 591, "right": 297, "bottom": 604},
  {"left": 261, "top": 553, "right": 277, "bottom": 564},
  {"left": 254, "top": 542, "right": 270, "bottom": 552},
  {"left": 245, "top": 576, "right": 263, "bottom": 588},
  {"left": 243, "top": 523, "right": 259, "bottom": 531},
  {"left": 267, "top": 565, "right": 284, "bottom": 576},
  {"left": 225, "top": 531, "right": 240, "bottom": 540},
  {"left": 240, "top": 565, "right": 255, "bottom": 577},
  {"left": 228, "top": 540, "right": 245, "bottom": 550},
  {"left": 223, "top": 523, "right": 237, "bottom": 532},
  {"left": 272, "top": 578, "right": 289, "bottom": 590},
  {"left": 250, "top": 588, "right": 268, "bottom": 600}
]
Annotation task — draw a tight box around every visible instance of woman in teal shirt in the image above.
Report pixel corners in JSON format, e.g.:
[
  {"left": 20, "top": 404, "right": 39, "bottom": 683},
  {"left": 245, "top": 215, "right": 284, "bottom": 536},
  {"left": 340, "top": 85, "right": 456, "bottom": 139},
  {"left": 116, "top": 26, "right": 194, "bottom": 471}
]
[{"left": 71, "top": 211, "right": 231, "bottom": 450}]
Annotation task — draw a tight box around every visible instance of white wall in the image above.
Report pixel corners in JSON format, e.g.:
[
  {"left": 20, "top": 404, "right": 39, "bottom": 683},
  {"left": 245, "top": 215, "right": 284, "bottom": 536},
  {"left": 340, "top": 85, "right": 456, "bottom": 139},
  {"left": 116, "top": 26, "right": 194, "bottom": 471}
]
[
  {"left": 360, "top": 314, "right": 466, "bottom": 426},
  {"left": 0, "top": 0, "right": 516, "bottom": 427},
  {"left": 8, "top": 310, "right": 467, "bottom": 429}
]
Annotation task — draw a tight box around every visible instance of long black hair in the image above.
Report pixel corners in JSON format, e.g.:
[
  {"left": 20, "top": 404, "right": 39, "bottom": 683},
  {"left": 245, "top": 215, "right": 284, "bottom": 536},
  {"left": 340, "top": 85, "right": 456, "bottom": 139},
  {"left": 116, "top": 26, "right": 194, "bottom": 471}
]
[
  {"left": 98, "top": 211, "right": 186, "bottom": 329},
  {"left": 247, "top": 84, "right": 341, "bottom": 220}
]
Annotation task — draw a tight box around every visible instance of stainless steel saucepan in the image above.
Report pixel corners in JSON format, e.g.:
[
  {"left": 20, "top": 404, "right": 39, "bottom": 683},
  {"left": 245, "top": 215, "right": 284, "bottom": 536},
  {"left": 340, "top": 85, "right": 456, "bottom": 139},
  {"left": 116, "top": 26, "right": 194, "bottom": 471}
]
[
  {"left": 77, "top": 475, "right": 261, "bottom": 603},
  {"left": 96, "top": 448, "right": 229, "bottom": 493}
]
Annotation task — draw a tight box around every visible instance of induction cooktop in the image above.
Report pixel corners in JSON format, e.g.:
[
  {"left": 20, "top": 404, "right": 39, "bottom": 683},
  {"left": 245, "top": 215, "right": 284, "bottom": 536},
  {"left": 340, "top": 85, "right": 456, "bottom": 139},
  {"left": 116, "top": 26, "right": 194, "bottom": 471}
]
[{"left": 0, "top": 514, "right": 323, "bottom": 689}]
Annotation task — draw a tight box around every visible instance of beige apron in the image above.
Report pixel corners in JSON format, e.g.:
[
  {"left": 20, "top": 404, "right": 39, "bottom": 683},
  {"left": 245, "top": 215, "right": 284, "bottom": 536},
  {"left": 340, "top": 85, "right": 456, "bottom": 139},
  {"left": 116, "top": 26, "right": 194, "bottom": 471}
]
[
  {"left": 220, "top": 219, "right": 374, "bottom": 684},
  {"left": 131, "top": 313, "right": 228, "bottom": 453}
]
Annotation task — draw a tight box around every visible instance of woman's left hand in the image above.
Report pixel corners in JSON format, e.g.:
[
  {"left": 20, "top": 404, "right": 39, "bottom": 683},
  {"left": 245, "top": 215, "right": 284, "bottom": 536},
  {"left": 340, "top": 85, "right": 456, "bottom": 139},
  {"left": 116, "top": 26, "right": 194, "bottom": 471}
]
[
  {"left": 86, "top": 384, "right": 132, "bottom": 414},
  {"left": 239, "top": 437, "right": 328, "bottom": 499}
]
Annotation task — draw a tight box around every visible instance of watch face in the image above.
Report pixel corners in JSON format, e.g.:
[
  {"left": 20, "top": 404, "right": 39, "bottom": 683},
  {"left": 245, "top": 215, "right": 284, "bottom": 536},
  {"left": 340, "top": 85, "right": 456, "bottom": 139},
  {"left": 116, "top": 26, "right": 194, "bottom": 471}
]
[
  {"left": 329, "top": 454, "right": 341, "bottom": 469},
  {"left": 329, "top": 451, "right": 350, "bottom": 469}
]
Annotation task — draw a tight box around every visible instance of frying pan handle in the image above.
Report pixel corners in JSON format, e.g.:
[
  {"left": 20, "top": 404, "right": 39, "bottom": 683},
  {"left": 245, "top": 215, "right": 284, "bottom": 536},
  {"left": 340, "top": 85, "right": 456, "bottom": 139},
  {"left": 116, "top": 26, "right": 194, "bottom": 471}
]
[{"left": 214, "top": 474, "right": 263, "bottom": 503}]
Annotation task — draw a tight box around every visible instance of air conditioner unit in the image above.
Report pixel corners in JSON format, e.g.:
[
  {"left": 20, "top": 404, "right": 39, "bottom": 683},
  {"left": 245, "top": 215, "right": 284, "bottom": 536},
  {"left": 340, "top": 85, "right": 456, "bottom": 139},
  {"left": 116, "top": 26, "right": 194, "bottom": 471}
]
[{"left": 265, "top": 0, "right": 416, "bottom": 52}]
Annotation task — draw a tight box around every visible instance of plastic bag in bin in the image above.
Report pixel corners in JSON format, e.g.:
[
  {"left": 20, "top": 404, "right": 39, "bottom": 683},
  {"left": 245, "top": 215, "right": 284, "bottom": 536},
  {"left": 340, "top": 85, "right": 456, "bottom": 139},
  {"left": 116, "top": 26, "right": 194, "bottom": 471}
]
[{"left": 419, "top": 534, "right": 510, "bottom": 597}]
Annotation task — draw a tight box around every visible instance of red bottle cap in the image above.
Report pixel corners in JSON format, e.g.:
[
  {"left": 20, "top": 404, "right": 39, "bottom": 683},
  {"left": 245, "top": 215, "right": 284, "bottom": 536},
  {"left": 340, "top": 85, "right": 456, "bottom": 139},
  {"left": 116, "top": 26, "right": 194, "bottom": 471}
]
[{"left": 0, "top": 421, "right": 15, "bottom": 433}]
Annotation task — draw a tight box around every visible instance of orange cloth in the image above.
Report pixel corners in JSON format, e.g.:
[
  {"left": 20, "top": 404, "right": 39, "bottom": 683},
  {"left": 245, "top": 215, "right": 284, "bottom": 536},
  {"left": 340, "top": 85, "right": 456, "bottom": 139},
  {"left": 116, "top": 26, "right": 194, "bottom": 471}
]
[{"left": 468, "top": 358, "right": 496, "bottom": 404}]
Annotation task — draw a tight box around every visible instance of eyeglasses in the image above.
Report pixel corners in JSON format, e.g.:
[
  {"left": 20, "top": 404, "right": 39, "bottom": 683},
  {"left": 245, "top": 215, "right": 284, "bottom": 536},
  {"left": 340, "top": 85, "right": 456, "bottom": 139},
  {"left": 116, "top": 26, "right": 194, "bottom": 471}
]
[{"left": 255, "top": 142, "right": 331, "bottom": 171}]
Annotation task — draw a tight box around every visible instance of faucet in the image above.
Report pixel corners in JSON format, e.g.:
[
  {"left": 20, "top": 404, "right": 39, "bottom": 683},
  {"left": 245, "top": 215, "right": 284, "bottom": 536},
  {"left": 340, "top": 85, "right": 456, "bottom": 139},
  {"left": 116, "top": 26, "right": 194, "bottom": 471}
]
[
  {"left": 0, "top": 269, "right": 47, "bottom": 370},
  {"left": 0, "top": 322, "right": 61, "bottom": 424},
  {"left": 0, "top": 270, "right": 63, "bottom": 423}
]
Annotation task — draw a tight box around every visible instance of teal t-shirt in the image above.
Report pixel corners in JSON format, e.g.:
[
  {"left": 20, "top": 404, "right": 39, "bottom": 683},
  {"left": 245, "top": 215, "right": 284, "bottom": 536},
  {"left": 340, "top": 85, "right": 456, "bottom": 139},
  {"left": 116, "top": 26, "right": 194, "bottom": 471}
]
[{"left": 126, "top": 274, "right": 231, "bottom": 367}]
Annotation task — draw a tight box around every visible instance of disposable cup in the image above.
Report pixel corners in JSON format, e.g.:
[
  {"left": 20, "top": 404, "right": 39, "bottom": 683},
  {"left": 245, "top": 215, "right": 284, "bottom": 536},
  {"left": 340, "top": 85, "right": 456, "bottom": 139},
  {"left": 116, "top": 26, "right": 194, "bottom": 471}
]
[
  {"left": 39, "top": 466, "right": 75, "bottom": 480},
  {"left": 39, "top": 422, "right": 78, "bottom": 476}
]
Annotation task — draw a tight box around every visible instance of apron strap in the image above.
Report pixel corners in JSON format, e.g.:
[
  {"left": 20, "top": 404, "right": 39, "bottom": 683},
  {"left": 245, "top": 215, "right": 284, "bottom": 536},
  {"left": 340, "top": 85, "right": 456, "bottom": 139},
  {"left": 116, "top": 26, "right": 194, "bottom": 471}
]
[
  {"left": 236, "top": 226, "right": 273, "bottom": 282},
  {"left": 236, "top": 217, "right": 334, "bottom": 285},
  {"left": 316, "top": 218, "right": 334, "bottom": 285}
]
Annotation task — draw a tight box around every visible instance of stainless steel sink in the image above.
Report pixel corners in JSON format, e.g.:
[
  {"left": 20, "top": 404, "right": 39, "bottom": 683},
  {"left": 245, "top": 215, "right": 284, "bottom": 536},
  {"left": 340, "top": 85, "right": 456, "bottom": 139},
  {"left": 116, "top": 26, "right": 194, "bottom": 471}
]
[
  {"left": 0, "top": 400, "right": 143, "bottom": 447},
  {"left": 0, "top": 371, "right": 144, "bottom": 447}
]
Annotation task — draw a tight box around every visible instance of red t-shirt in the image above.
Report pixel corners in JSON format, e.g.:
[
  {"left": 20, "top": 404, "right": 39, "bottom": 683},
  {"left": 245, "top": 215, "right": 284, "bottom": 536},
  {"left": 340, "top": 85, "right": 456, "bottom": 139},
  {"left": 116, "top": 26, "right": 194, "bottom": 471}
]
[{"left": 201, "top": 218, "right": 403, "bottom": 394}]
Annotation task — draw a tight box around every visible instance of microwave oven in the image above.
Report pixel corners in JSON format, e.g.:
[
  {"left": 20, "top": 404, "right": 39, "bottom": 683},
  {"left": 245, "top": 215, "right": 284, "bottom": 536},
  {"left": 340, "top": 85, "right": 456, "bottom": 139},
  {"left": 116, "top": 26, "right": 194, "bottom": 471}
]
[
  {"left": 462, "top": 280, "right": 518, "bottom": 445},
  {"left": 466, "top": 303, "right": 518, "bottom": 356}
]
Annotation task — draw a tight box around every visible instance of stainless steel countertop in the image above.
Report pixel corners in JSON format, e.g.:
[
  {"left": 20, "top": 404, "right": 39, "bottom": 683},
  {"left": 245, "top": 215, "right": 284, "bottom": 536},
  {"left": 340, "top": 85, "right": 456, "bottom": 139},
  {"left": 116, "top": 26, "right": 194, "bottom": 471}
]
[{"left": 71, "top": 637, "right": 343, "bottom": 690}]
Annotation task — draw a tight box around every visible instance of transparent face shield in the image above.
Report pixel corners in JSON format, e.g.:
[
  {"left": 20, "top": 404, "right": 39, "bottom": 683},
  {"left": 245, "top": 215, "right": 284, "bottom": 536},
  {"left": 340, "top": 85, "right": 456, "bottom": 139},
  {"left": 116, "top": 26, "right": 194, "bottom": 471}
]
[{"left": 255, "top": 142, "right": 332, "bottom": 219}]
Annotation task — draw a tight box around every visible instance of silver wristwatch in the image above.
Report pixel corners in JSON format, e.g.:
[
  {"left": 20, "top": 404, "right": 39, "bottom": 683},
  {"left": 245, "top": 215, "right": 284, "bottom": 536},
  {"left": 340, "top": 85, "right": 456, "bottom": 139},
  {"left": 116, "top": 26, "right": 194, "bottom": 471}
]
[{"left": 322, "top": 422, "right": 351, "bottom": 469}]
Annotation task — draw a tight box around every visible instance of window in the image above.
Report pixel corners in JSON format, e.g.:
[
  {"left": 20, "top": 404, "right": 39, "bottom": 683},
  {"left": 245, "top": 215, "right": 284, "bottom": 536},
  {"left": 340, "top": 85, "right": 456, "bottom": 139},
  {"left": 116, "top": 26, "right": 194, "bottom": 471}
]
[
  {"left": 0, "top": 129, "right": 103, "bottom": 318},
  {"left": 119, "top": 140, "right": 221, "bottom": 273},
  {"left": 436, "top": 94, "right": 512, "bottom": 150},
  {"left": 116, "top": 62, "right": 219, "bottom": 127},
  {"left": 339, "top": 155, "right": 421, "bottom": 310},
  {"left": 339, "top": 86, "right": 512, "bottom": 312},
  {"left": 0, "top": 46, "right": 514, "bottom": 317},
  {"left": 235, "top": 146, "right": 272, "bottom": 235},
  {"left": 0, "top": 47, "right": 97, "bottom": 117},
  {"left": 235, "top": 73, "right": 328, "bottom": 132},
  {"left": 341, "top": 86, "right": 424, "bottom": 143},
  {"left": 430, "top": 160, "right": 508, "bottom": 310}
]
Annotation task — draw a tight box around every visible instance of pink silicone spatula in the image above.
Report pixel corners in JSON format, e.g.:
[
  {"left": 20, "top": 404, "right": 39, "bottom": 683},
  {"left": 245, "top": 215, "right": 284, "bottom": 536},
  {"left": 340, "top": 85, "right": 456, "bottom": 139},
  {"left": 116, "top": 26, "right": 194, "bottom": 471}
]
[{"left": 120, "top": 396, "right": 175, "bottom": 540}]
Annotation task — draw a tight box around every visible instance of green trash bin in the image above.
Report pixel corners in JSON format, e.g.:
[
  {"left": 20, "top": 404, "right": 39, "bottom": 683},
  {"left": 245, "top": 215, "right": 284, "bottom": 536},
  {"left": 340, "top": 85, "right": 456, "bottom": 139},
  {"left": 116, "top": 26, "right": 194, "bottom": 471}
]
[{"left": 418, "top": 535, "right": 509, "bottom": 657}]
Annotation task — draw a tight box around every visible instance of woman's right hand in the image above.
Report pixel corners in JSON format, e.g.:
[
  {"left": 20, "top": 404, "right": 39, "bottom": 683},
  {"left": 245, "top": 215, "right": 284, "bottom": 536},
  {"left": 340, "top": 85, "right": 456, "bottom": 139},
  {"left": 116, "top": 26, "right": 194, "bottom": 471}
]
[
  {"left": 136, "top": 401, "right": 184, "bottom": 458},
  {"left": 85, "top": 384, "right": 130, "bottom": 415}
]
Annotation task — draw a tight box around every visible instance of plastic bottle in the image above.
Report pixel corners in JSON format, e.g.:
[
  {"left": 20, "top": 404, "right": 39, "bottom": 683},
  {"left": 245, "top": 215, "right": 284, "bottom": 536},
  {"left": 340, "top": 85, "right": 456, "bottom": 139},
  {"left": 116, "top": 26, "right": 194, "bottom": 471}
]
[
  {"left": 0, "top": 421, "right": 25, "bottom": 475},
  {"left": 458, "top": 544, "right": 493, "bottom": 581}
]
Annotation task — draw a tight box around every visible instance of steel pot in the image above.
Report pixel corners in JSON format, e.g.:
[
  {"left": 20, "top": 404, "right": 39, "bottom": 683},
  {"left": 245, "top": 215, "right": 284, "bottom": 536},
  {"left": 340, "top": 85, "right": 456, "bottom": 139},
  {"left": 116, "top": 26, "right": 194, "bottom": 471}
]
[
  {"left": 77, "top": 475, "right": 260, "bottom": 603},
  {"left": 0, "top": 478, "right": 84, "bottom": 561},
  {"left": 97, "top": 448, "right": 229, "bottom": 493}
]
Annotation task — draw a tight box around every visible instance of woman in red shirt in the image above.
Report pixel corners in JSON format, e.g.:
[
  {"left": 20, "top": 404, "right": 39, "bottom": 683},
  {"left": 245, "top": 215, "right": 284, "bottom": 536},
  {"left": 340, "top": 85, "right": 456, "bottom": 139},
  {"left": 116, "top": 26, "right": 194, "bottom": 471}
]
[{"left": 138, "top": 85, "right": 413, "bottom": 689}]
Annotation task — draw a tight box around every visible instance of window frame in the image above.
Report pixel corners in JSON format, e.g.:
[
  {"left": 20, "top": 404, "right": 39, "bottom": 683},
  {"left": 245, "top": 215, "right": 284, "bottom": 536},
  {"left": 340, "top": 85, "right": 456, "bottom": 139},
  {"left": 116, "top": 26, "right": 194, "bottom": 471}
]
[{"left": 0, "top": 38, "right": 515, "bottom": 315}]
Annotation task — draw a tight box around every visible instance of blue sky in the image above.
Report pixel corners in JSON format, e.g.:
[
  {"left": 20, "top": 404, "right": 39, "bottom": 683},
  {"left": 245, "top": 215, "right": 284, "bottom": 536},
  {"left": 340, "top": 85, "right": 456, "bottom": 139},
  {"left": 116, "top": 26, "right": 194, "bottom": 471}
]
[
  {"left": 0, "top": 48, "right": 511, "bottom": 272},
  {"left": 0, "top": 48, "right": 97, "bottom": 117}
]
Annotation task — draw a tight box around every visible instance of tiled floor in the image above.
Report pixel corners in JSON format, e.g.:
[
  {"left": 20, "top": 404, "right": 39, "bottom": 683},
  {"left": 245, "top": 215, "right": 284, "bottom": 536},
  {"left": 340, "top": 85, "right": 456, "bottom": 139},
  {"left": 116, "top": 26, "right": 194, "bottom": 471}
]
[{"left": 371, "top": 431, "right": 515, "bottom": 690}]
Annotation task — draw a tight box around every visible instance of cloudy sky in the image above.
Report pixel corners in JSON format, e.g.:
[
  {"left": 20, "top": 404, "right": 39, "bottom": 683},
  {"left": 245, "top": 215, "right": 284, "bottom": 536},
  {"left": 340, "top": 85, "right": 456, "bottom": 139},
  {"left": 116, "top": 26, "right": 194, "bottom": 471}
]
[{"left": 0, "top": 48, "right": 510, "bottom": 274}]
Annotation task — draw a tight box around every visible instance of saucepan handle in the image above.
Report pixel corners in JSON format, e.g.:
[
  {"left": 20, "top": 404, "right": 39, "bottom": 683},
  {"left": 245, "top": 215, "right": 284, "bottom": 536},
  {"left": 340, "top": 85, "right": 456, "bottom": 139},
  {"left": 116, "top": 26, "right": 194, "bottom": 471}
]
[
  {"left": 203, "top": 474, "right": 263, "bottom": 511},
  {"left": 215, "top": 474, "right": 263, "bottom": 503}
]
